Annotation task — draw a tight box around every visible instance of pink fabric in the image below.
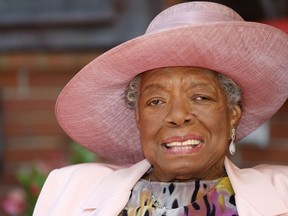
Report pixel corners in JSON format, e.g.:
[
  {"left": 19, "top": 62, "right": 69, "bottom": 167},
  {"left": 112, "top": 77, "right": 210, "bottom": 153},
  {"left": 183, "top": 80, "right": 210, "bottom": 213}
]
[
  {"left": 33, "top": 158, "right": 288, "bottom": 215},
  {"left": 146, "top": 2, "right": 244, "bottom": 33},
  {"left": 55, "top": 2, "right": 288, "bottom": 163}
]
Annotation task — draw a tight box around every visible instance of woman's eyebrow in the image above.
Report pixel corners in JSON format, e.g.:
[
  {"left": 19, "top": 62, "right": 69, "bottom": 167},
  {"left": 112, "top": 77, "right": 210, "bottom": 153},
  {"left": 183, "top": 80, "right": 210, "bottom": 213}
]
[
  {"left": 188, "top": 82, "right": 218, "bottom": 91},
  {"left": 141, "top": 82, "right": 217, "bottom": 93},
  {"left": 141, "top": 83, "right": 166, "bottom": 94}
]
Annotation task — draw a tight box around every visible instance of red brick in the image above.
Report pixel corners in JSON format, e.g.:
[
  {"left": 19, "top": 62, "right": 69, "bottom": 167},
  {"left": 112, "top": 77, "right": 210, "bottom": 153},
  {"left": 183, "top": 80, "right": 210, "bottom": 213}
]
[
  {"left": 3, "top": 99, "right": 56, "bottom": 112},
  {"left": 4, "top": 148, "right": 65, "bottom": 163},
  {"left": 4, "top": 123, "right": 64, "bottom": 137},
  {"left": 5, "top": 134, "right": 70, "bottom": 150},
  {"left": 270, "top": 122, "right": 288, "bottom": 139},
  {"left": 271, "top": 114, "right": 288, "bottom": 123},
  {"left": 4, "top": 111, "right": 57, "bottom": 124},
  {"left": 0, "top": 71, "right": 18, "bottom": 87},
  {"left": 0, "top": 53, "right": 98, "bottom": 71},
  {"left": 29, "top": 72, "right": 75, "bottom": 87},
  {"left": 47, "top": 53, "right": 97, "bottom": 70},
  {"left": 3, "top": 87, "right": 61, "bottom": 101},
  {"left": 239, "top": 145, "right": 288, "bottom": 165}
]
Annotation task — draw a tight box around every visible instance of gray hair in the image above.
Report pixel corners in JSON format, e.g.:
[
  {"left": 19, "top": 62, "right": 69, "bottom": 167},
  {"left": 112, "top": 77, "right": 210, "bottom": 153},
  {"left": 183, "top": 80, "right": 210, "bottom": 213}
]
[
  {"left": 124, "top": 74, "right": 142, "bottom": 109},
  {"left": 124, "top": 71, "right": 242, "bottom": 110},
  {"left": 216, "top": 73, "right": 242, "bottom": 109}
]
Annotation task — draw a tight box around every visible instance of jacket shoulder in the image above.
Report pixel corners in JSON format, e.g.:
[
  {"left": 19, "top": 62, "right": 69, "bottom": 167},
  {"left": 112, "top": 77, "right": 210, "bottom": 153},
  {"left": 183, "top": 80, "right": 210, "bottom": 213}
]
[
  {"left": 33, "top": 162, "right": 131, "bottom": 216},
  {"left": 253, "top": 164, "right": 288, "bottom": 201},
  {"left": 253, "top": 164, "right": 288, "bottom": 177}
]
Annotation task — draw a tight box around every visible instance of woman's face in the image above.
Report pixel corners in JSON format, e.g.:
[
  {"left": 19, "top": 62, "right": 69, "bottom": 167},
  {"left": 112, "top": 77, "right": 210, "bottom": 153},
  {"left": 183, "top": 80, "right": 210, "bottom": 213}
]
[{"left": 136, "top": 67, "right": 241, "bottom": 181}]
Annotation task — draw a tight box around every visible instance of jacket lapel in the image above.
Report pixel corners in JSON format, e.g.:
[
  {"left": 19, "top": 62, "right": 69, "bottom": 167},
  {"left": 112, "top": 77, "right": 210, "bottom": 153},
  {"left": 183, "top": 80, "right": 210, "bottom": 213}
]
[
  {"left": 225, "top": 157, "right": 288, "bottom": 216},
  {"left": 81, "top": 159, "right": 151, "bottom": 215},
  {"left": 80, "top": 157, "right": 287, "bottom": 216}
]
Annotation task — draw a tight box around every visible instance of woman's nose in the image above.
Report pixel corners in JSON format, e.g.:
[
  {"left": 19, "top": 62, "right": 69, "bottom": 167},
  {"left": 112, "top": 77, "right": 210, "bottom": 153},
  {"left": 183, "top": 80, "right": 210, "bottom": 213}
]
[{"left": 164, "top": 99, "right": 194, "bottom": 127}]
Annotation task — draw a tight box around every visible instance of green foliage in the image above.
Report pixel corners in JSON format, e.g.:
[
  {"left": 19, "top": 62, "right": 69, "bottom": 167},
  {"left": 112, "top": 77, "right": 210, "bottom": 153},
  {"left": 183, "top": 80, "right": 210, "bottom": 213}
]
[
  {"left": 1, "top": 141, "right": 97, "bottom": 216},
  {"left": 16, "top": 163, "right": 48, "bottom": 216},
  {"left": 69, "top": 142, "right": 97, "bottom": 164}
]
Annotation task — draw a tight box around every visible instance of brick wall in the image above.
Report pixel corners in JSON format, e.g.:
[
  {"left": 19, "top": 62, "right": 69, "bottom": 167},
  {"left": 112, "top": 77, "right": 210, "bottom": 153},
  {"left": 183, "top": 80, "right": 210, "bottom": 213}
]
[{"left": 0, "top": 53, "right": 98, "bottom": 194}]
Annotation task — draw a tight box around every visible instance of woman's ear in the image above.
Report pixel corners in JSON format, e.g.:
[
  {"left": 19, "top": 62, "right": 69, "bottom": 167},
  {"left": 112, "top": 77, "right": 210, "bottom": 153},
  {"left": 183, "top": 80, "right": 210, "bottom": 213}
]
[{"left": 230, "top": 104, "right": 242, "bottom": 129}]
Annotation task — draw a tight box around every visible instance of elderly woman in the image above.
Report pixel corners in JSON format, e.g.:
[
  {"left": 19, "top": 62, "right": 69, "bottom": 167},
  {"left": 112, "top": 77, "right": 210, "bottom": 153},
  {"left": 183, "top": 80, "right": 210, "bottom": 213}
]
[{"left": 33, "top": 2, "right": 288, "bottom": 216}]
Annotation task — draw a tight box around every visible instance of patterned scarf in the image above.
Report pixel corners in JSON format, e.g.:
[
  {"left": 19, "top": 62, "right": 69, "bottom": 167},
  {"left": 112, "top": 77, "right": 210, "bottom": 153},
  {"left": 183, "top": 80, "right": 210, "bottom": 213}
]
[{"left": 119, "top": 177, "right": 238, "bottom": 216}]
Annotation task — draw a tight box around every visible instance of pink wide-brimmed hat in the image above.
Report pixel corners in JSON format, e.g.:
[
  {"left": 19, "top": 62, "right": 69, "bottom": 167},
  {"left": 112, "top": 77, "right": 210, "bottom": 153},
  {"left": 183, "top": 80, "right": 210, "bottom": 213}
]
[{"left": 56, "top": 2, "right": 288, "bottom": 163}]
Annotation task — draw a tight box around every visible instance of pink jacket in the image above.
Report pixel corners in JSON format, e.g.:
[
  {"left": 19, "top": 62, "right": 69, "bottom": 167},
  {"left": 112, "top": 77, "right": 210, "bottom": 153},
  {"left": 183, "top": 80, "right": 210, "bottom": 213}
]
[{"left": 33, "top": 157, "right": 288, "bottom": 216}]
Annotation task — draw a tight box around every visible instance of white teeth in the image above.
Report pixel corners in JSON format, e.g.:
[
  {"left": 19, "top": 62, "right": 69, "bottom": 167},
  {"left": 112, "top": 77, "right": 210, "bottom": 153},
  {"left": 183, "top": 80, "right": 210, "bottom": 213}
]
[{"left": 165, "top": 139, "right": 201, "bottom": 147}]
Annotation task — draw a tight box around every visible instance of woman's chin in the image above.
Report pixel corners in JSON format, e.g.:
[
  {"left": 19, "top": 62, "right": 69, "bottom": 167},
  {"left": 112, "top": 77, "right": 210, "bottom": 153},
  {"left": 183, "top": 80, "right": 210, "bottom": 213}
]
[{"left": 152, "top": 162, "right": 204, "bottom": 181}]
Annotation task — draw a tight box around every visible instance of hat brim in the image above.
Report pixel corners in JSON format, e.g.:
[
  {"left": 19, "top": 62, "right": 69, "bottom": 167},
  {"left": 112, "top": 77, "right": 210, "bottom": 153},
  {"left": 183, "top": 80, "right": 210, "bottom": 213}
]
[{"left": 56, "top": 21, "right": 288, "bottom": 163}]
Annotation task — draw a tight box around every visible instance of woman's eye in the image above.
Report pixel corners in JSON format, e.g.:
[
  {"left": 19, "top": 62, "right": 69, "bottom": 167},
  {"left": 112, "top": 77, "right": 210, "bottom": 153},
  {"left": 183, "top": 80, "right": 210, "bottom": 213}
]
[
  {"left": 148, "top": 99, "right": 163, "bottom": 106},
  {"left": 194, "top": 96, "right": 210, "bottom": 101}
]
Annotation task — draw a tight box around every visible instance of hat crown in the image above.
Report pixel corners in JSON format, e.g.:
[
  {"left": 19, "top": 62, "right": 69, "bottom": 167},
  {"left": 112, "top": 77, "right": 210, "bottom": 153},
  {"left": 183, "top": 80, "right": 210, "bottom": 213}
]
[{"left": 146, "top": 1, "right": 244, "bottom": 34}]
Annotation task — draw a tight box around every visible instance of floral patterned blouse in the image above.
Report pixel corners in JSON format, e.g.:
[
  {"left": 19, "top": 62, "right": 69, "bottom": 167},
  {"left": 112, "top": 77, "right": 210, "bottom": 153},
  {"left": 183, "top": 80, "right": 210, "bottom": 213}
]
[{"left": 119, "top": 177, "right": 238, "bottom": 216}]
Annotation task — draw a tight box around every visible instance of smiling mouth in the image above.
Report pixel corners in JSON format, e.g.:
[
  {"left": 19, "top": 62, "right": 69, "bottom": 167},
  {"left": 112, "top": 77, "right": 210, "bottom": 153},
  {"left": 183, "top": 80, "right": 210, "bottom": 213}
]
[{"left": 164, "top": 139, "right": 202, "bottom": 150}]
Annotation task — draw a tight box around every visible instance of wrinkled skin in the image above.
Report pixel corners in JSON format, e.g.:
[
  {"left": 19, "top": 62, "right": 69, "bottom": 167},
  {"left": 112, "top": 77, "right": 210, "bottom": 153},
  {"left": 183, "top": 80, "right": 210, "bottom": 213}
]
[{"left": 136, "top": 67, "right": 241, "bottom": 182}]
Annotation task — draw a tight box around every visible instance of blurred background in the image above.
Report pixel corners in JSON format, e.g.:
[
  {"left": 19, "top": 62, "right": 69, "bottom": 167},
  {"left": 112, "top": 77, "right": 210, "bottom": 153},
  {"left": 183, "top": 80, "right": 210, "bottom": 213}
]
[{"left": 0, "top": 0, "right": 287, "bottom": 215}]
